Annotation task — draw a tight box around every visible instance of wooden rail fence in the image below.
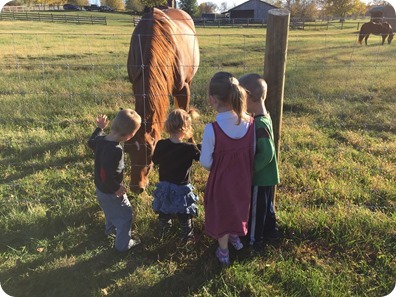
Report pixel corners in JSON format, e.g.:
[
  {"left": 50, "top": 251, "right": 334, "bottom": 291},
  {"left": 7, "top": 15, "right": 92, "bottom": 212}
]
[{"left": 0, "top": 12, "right": 107, "bottom": 25}]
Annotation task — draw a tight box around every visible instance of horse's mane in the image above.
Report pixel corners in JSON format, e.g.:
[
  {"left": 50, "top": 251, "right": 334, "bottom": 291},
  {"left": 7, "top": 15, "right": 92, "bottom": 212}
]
[{"left": 146, "top": 9, "right": 177, "bottom": 139}]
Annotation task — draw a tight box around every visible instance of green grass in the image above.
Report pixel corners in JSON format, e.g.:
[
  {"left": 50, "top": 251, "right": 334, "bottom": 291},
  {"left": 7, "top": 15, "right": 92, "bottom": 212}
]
[{"left": 0, "top": 15, "right": 395, "bottom": 297}]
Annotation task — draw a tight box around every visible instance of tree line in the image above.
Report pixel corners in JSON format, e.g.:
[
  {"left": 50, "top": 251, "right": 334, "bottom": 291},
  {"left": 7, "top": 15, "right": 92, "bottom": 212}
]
[{"left": 5, "top": 0, "right": 392, "bottom": 19}]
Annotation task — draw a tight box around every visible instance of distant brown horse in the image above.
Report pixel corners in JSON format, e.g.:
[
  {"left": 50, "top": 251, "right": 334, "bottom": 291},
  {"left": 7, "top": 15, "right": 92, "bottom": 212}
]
[
  {"left": 126, "top": 8, "right": 200, "bottom": 193},
  {"left": 358, "top": 21, "right": 394, "bottom": 45}
]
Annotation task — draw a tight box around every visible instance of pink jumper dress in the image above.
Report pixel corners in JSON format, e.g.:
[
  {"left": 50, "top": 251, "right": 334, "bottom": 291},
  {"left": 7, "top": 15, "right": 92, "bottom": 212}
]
[{"left": 204, "top": 118, "right": 255, "bottom": 239}]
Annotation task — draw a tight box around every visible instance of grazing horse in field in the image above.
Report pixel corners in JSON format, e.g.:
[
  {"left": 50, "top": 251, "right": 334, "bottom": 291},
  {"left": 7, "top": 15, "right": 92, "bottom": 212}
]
[
  {"left": 358, "top": 21, "right": 394, "bottom": 45},
  {"left": 126, "top": 8, "right": 200, "bottom": 193}
]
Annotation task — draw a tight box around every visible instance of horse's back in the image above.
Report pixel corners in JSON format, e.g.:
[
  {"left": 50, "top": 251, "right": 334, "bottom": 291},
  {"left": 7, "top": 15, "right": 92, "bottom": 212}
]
[
  {"left": 163, "top": 8, "right": 196, "bottom": 33},
  {"left": 162, "top": 8, "right": 200, "bottom": 84},
  {"left": 128, "top": 13, "right": 154, "bottom": 83},
  {"left": 361, "top": 21, "right": 388, "bottom": 35}
]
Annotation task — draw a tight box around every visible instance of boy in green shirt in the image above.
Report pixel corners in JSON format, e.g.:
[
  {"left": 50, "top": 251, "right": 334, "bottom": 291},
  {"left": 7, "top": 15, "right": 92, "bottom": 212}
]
[{"left": 239, "top": 73, "right": 280, "bottom": 246}]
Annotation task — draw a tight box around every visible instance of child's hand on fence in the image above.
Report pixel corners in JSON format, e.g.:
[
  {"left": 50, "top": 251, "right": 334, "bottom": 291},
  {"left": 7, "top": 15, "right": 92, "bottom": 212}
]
[{"left": 96, "top": 114, "right": 109, "bottom": 130}]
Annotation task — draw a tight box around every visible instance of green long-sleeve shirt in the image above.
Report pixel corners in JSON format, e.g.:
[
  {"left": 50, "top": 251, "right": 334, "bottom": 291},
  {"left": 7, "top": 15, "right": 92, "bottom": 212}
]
[{"left": 253, "top": 114, "right": 280, "bottom": 186}]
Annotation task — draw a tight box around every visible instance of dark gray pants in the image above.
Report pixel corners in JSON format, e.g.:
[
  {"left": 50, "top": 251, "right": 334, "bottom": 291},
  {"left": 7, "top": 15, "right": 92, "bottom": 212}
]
[{"left": 158, "top": 212, "right": 193, "bottom": 240}]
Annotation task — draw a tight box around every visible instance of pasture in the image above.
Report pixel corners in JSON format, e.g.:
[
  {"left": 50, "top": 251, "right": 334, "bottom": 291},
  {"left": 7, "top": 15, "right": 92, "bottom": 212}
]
[{"left": 0, "top": 13, "right": 395, "bottom": 297}]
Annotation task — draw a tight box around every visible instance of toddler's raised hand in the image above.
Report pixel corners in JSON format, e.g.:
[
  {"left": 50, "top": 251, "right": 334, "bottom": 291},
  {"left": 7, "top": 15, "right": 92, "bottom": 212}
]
[{"left": 96, "top": 114, "right": 110, "bottom": 130}]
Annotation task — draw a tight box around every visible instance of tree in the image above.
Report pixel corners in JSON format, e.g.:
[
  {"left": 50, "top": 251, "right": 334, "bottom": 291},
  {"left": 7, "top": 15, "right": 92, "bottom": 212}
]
[
  {"left": 178, "top": 0, "right": 198, "bottom": 17},
  {"left": 350, "top": 0, "right": 366, "bottom": 18},
  {"left": 283, "top": 0, "right": 319, "bottom": 20},
  {"left": 103, "top": 0, "right": 125, "bottom": 10},
  {"left": 324, "top": 0, "right": 354, "bottom": 17},
  {"left": 140, "top": 0, "right": 167, "bottom": 8},
  {"left": 126, "top": 0, "right": 144, "bottom": 12},
  {"left": 198, "top": 1, "right": 217, "bottom": 14},
  {"left": 219, "top": 1, "right": 227, "bottom": 12}
]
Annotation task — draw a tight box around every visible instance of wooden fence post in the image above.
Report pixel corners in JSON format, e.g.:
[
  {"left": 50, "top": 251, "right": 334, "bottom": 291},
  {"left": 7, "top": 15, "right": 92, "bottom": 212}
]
[{"left": 263, "top": 8, "right": 290, "bottom": 207}]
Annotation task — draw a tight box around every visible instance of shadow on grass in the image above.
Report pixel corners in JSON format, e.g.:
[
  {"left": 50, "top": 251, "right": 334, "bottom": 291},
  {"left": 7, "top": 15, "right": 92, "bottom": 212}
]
[
  {"left": 1, "top": 138, "right": 90, "bottom": 184},
  {"left": 0, "top": 202, "right": 230, "bottom": 297}
]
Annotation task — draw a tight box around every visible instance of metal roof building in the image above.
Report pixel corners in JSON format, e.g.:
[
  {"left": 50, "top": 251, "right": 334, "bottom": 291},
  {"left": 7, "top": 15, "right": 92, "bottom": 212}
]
[
  {"left": 224, "top": 0, "right": 278, "bottom": 22},
  {"left": 368, "top": 5, "right": 396, "bottom": 30}
]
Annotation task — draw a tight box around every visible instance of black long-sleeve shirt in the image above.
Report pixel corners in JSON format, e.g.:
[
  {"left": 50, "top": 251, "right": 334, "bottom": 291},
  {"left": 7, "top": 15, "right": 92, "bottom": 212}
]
[
  {"left": 87, "top": 128, "right": 124, "bottom": 194},
  {"left": 152, "top": 139, "right": 201, "bottom": 185}
]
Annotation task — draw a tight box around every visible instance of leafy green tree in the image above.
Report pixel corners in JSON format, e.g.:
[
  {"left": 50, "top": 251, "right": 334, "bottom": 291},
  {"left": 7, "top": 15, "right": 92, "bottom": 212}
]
[
  {"left": 324, "top": 0, "right": 354, "bottom": 17},
  {"left": 178, "top": 0, "right": 198, "bottom": 16},
  {"left": 102, "top": 0, "right": 125, "bottom": 10},
  {"left": 126, "top": 0, "right": 144, "bottom": 12},
  {"left": 139, "top": 0, "right": 167, "bottom": 7}
]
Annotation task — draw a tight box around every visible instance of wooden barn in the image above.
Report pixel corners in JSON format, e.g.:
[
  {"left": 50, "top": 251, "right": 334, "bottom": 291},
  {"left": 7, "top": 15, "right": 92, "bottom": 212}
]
[
  {"left": 224, "top": 0, "right": 278, "bottom": 22},
  {"left": 368, "top": 5, "right": 396, "bottom": 30}
]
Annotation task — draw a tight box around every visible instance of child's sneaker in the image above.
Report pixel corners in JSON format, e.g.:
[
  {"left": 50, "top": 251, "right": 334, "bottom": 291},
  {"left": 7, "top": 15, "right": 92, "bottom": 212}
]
[
  {"left": 128, "top": 237, "right": 141, "bottom": 249},
  {"left": 215, "top": 247, "right": 230, "bottom": 266},
  {"left": 228, "top": 234, "right": 243, "bottom": 250}
]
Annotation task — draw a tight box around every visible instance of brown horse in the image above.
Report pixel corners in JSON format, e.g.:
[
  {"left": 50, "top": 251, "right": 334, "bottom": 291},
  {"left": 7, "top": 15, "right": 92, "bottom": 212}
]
[
  {"left": 126, "top": 8, "right": 200, "bottom": 193},
  {"left": 358, "top": 21, "right": 394, "bottom": 45}
]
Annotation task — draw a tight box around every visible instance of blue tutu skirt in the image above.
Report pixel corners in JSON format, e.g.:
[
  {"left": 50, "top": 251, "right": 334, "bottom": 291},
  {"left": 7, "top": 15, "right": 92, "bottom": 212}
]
[{"left": 152, "top": 181, "right": 199, "bottom": 216}]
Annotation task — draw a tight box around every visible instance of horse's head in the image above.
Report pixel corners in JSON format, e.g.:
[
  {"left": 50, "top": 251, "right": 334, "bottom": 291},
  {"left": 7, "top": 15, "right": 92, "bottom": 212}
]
[
  {"left": 388, "top": 23, "right": 394, "bottom": 44},
  {"left": 388, "top": 33, "right": 394, "bottom": 44},
  {"left": 124, "top": 129, "right": 156, "bottom": 194}
]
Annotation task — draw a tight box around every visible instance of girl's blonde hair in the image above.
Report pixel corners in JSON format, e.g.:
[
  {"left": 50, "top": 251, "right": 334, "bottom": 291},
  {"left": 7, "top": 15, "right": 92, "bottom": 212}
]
[
  {"left": 165, "top": 108, "right": 196, "bottom": 139},
  {"left": 111, "top": 109, "right": 141, "bottom": 137},
  {"left": 208, "top": 71, "right": 248, "bottom": 124}
]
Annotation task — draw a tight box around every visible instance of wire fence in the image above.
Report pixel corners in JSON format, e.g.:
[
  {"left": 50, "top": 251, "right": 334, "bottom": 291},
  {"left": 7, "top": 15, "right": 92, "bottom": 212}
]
[{"left": 0, "top": 31, "right": 395, "bottom": 212}]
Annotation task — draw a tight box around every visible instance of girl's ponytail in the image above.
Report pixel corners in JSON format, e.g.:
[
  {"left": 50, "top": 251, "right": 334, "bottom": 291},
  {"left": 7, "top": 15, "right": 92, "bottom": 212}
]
[{"left": 228, "top": 77, "right": 247, "bottom": 124}]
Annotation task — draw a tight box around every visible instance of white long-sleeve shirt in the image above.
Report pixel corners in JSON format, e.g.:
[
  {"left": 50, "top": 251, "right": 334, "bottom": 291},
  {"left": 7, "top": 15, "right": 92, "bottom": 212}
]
[{"left": 200, "top": 111, "right": 251, "bottom": 170}]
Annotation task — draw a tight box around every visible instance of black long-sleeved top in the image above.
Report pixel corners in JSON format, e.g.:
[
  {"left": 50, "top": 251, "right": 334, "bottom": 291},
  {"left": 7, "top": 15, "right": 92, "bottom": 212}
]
[
  {"left": 152, "top": 139, "right": 201, "bottom": 185},
  {"left": 87, "top": 127, "right": 124, "bottom": 194}
]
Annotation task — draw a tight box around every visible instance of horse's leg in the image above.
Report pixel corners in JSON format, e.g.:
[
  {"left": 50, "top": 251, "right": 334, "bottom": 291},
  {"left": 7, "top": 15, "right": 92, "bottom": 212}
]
[
  {"left": 382, "top": 35, "right": 386, "bottom": 45},
  {"left": 364, "top": 35, "right": 369, "bottom": 45},
  {"left": 125, "top": 130, "right": 154, "bottom": 194}
]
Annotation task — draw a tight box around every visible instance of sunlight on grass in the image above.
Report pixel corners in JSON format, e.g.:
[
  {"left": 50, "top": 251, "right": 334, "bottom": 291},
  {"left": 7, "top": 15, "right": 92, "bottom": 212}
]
[{"left": 0, "top": 18, "right": 395, "bottom": 297}]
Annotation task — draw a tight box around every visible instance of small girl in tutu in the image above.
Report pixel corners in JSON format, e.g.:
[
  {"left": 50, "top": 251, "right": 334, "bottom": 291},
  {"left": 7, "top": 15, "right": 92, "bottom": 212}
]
[{"left": 152, "top": 109, "right": 201, "bottom": 243}]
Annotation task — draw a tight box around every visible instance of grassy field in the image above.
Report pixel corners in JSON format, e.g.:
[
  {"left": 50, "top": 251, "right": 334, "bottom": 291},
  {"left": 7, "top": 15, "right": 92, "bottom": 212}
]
[{"left": 0, "top": 12, "right": 395, "bottom": 297}]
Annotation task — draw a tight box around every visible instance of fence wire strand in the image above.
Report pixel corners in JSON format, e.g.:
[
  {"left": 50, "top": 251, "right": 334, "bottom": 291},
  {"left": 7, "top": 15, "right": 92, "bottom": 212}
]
[{"left": 1, "top": 32, "right": 395, "bottom": 213}]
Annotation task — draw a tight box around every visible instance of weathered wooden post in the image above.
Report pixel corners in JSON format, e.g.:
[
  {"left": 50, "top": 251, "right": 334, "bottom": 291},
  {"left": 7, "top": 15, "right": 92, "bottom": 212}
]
[{"left": 263, "top": 9, "right": 289, "bottom": 206}]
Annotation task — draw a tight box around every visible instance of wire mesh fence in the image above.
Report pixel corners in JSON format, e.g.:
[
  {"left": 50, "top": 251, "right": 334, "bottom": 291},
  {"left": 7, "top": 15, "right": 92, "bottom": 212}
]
[{"left": 0, "top": 30, "right": 395, "bottom": 213}]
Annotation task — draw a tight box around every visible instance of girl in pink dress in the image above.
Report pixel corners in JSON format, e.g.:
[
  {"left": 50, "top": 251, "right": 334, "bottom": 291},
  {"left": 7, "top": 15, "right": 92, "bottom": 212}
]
[{"left": 200, "top": 72, "right": 255, "bottom": 265}]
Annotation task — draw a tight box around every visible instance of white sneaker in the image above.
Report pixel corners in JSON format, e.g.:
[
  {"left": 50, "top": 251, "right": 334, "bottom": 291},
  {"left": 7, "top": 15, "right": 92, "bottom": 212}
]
[{"left": 128, "top": 237, "right": 141, "bottom": 249}]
